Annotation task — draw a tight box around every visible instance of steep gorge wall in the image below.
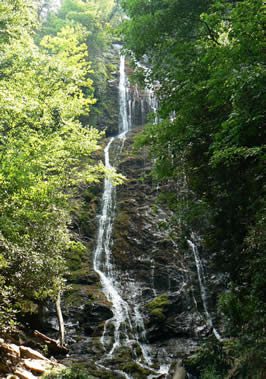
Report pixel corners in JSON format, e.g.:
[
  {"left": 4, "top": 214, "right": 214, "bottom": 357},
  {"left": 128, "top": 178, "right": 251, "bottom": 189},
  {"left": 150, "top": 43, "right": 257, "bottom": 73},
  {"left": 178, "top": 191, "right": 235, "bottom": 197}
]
[{"left": 38, "top": 53, "right": 224, "bottom": 378}]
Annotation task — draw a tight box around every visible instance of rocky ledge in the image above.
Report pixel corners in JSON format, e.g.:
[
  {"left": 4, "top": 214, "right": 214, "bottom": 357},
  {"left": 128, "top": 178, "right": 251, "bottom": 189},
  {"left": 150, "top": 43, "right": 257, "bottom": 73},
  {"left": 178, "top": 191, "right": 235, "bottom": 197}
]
[{"left": 0, "top": 339, "right": 64, "bottom": 379}]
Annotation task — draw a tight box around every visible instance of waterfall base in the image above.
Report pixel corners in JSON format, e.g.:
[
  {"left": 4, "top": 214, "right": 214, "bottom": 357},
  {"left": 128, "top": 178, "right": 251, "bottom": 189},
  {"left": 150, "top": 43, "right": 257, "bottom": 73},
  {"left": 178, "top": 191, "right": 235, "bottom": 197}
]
[{"left": 56, "top": 130, "right": 223, "bottom": 378}]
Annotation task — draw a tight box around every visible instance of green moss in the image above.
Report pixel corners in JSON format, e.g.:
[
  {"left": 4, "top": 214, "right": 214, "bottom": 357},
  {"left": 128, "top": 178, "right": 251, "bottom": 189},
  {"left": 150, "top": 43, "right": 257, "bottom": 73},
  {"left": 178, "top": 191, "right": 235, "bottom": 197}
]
[
  {"left": 44, "top": 368, "right": 98, "bottom": 379},
  {"left": 149, "top": 308, "right": 166, "bottom": 320},
  {"left": 121, "top": 361, "right": 151, "bottom": 377},
  {"left": 116, "top": 211, "right": 129, "bottom": 226},
  {"left": 64, "top": 287, "right": 86, "bottom": 307},
  {"left": 69, "top": 268, "right": 88, "bottom": 280},
  {"left": 184, "top": 338, "right": 229, "bottom": 378},
  {"left": 64, "top": 282, "right": 110, "bottom": 310},
  {"left": 111, "top": 346, "right": 133, "bottom": 363},
  {"left": 147, "top": 294, "right": 170, "bottom": 309},
  {"left": 65, "top": 241, "right": 87, "bottom": 271},
  {"left": 145, "top": 294, "right": 170, "bottom": 320}
]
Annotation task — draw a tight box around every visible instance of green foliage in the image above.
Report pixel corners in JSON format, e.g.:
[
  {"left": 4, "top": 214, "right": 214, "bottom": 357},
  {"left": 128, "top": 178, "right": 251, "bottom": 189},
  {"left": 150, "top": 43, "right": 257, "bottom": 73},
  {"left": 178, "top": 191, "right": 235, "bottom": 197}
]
[
  {"left": 40, "top": 0, "right": 120, "bottom": 134},
  {"left": 45, "top": 367, "right": 94, "bottom": 379},
  {"left": 0, "top": 0, "right": 119, "bottom": 333},
  {"left": 201, "top": 367, "right": 222, "bottom": 379},
  {"left": 42, "top": 0, "right": 115, "bottom": 94},
  {"left": 218, "top": 291, "right": 243, "bottom": 335},
  {"left": 122, "top": 0, "right": 265, "bottom": 376},
  {"left": 0, "top": 0, "right": 37, "bottom": 43},
  {"left": 185, "top": 338, "right": 229, "bottom": 378}
]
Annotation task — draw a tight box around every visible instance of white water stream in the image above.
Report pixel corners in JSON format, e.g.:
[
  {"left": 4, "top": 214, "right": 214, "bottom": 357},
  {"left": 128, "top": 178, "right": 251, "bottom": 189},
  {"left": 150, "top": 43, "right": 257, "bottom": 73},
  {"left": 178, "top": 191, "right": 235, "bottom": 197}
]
[
  {"left": 93, "top": 54, "right": 169, "bottom": 378},
  {"left": 41, "top": 0, "right": 62, "bottom": 19},
  {"left": 49, "top": 0, "right": 61, "bottom": 12},
  {"left": 187, "top": 234, "right": 222, "bottom": 342},
  {"left": 93, "top": 55, "right": 131, "bottom": 358}
]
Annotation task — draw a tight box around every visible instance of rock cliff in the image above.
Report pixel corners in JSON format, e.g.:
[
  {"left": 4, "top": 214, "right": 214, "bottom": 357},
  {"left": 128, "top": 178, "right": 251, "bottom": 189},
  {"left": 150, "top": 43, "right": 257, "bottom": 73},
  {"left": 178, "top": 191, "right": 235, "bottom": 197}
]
[{"left": 24, "top": 53, "right": 224, "bottom": 379}]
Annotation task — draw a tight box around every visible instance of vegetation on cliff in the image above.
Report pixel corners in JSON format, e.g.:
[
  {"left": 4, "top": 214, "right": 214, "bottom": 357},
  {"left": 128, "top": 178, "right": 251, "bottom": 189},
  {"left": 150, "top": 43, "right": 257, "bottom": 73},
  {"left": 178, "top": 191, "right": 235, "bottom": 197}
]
[
  {"left": 0, "top": 0, "right": 118, "bottom": 339},
  {"left": 121, "top": 0, "right": 265, "bottom": 377},
  {"left": 0, "top": 0, "right": 265, "bottom": 377},
  {"left": 40, "top": 0, "right": 123, "bottom": 133}
]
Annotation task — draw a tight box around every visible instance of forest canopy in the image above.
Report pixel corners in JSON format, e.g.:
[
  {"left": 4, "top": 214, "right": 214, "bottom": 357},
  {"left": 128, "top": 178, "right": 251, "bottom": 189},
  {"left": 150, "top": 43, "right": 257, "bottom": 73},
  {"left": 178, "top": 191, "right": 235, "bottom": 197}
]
[
  {"left": 121, "top": 0, "right": 265, "bottom": 377},
  {"left": 0, "top": 0, "right": 117, "bottom": 333},
  {"left": 0, "top": 0, "right": 265, "bottom": 377}
]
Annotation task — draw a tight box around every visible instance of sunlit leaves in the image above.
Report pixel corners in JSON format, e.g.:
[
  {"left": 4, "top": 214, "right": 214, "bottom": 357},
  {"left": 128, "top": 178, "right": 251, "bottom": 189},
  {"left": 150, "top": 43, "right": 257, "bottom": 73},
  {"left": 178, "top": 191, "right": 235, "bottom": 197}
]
[
  {"left": 0, "top": 0, "right": 37, "bottom": 44},
  {"left": 0, "top": 0, "right": 110, "bottom": 328},
  {"left": 122, "top": 1, "right": 265, "bottom": 375}
]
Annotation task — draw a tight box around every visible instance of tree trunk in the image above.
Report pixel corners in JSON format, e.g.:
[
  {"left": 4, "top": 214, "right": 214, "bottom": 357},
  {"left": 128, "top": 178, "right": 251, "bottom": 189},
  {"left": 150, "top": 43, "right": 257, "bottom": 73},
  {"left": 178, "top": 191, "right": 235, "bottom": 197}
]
[
  {"left": 55, "top": 291, "right": 65, "bottom": 346},
  {"left": 33, "top": 330, "right": 69, "bottom": 354}
]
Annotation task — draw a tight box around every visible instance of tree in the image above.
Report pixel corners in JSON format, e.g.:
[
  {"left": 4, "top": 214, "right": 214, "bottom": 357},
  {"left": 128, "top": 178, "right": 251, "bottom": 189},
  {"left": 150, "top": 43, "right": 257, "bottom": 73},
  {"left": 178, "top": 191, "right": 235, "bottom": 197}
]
[
  {"left": 0, "top": 0, "right": 108, "bottom": 340},
  {"left": 121, "top": 0, "right": 265, "bottom": 376}
]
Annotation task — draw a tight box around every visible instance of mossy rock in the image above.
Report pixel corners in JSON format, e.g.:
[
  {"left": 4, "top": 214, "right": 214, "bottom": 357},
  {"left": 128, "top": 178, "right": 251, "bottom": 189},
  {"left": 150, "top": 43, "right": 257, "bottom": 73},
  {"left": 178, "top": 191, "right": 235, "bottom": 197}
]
[
  {"left": 120, "top": 361, "right": 151, "bottom": 377},
  {"left": 145, "top": 294, "right": 170, "bottom": 320},
  {"left": 63, "top": 283, "right": 106, "bottom": 308},
  {"left": 64, "top": 286, "right": 92, "bottom": 307},
  {"left": 67, "top": 268, "right": 98, "bottom": 285},
  {"left": 115, "top": 211, "right": 130, "bottom": 226},
  {"left": 45, "top": 367, "right": 99, "bottom": 379},
  {"left": 65, "top": 241, "right": 88, "bottom": 272},
  {"left": 111, "top": 346, "right": 133, "bottom": 364}
]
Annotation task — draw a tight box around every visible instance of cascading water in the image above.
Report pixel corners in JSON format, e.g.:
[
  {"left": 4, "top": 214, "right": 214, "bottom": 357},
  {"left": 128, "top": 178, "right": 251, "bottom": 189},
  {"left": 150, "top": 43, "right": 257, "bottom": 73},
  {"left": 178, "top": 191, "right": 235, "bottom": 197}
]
[
  {"left": 93, "top": 55, "right": 131, "bottom": 359},
  {"left": 50, "top": 0, "right": 62, "bottom": 12},
  {"left": 119, "top": 55, "right": 129, "bottom": 136},
  {"left": 187, "top": 234, "right": 222, "bottom": 342},
  {"left": 41, "top": 0, "right": 61, "bottom": 19},
  {"left": 93, "top": 53, "right": 170, "bottom": 378}
]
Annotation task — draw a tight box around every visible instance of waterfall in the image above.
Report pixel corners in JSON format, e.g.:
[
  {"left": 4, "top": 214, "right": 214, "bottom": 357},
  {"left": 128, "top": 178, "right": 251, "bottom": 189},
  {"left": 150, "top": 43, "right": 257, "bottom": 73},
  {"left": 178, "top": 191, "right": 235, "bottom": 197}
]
[
  {"left": 119, "top": 55, "right": 129, "bottom": 137},
  {"left": 147, "top": 88, "right": 159, "bottom": 125},
  {"left": 49, "top": 0, "right": 61, "bottom": 12},
  {"left": 40, "top": 0, "right": 61, "bottom": 19},
  {"left": 187, "top": 234, "right": 222, "bottom": 342},
  {"left": 93, "top": 54, "right": 170, "bottom": 378},
  {"left": 93, "top": 55, "right": 131, "bottom": 358}
]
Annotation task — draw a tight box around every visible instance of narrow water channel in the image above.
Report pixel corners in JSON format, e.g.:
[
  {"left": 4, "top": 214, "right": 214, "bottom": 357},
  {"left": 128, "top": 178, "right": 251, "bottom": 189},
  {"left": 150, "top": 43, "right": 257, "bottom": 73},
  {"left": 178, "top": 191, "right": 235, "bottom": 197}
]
[{"left": 93, "top": 54, "right": 169, "bottom": 378}]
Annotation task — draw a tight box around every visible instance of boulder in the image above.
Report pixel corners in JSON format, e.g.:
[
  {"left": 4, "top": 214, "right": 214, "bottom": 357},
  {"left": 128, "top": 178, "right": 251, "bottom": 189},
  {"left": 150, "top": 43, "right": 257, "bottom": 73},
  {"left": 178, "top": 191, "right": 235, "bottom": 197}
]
[
  {"left": 20, "top": 346, "right": 48, "bottom": 361},
  {"left": 0, "top": 341, "right": 20, "bottom": 373},
  {"left": 0, "top": 342, "right": 20, "bottom": 359},
  {"left": 172, "top": 366, "right": 186, "bottom": 379},
  {"left": 84, "top": 303, "right": 113, "bottom": 323},
  {"left": 10, "top": 345, "right": 21, "bottom": 358},
  {"left": 14, "top": 368, "right": 37, "bottom": 379},
  {"left": 172, "top": 361, "right": 186, "bottom": 379},
  {"left": 23, "top": 359, "right": 54, "bottom": 374}
]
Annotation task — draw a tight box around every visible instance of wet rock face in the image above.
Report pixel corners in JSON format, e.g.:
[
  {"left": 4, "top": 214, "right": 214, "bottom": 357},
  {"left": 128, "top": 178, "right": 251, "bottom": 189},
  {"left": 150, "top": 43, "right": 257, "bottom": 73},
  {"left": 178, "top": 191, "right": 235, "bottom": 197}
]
[
  {"left": 83, "top": 303, "right": 113, "bottom": 336},
  {"left": 85, "top": 45, "right": 121, "bottom": 137},
  {"left": 115, "top": 141, "right": 187, "bottom": 271},
  {"left": 51, "top": 129, "right": 205, "bottom": 376},
  {"left": 112, "top": 137, "right": 179, "bottom": 277},
  {"left": 109, "top": 133, "right": 205, "bottom": 358},
  {"left": 40, "top": 56, "right": 221, "bottom": 377},
  {"left": 144, "top": 293, "right": 194, "bottom": 341}
]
